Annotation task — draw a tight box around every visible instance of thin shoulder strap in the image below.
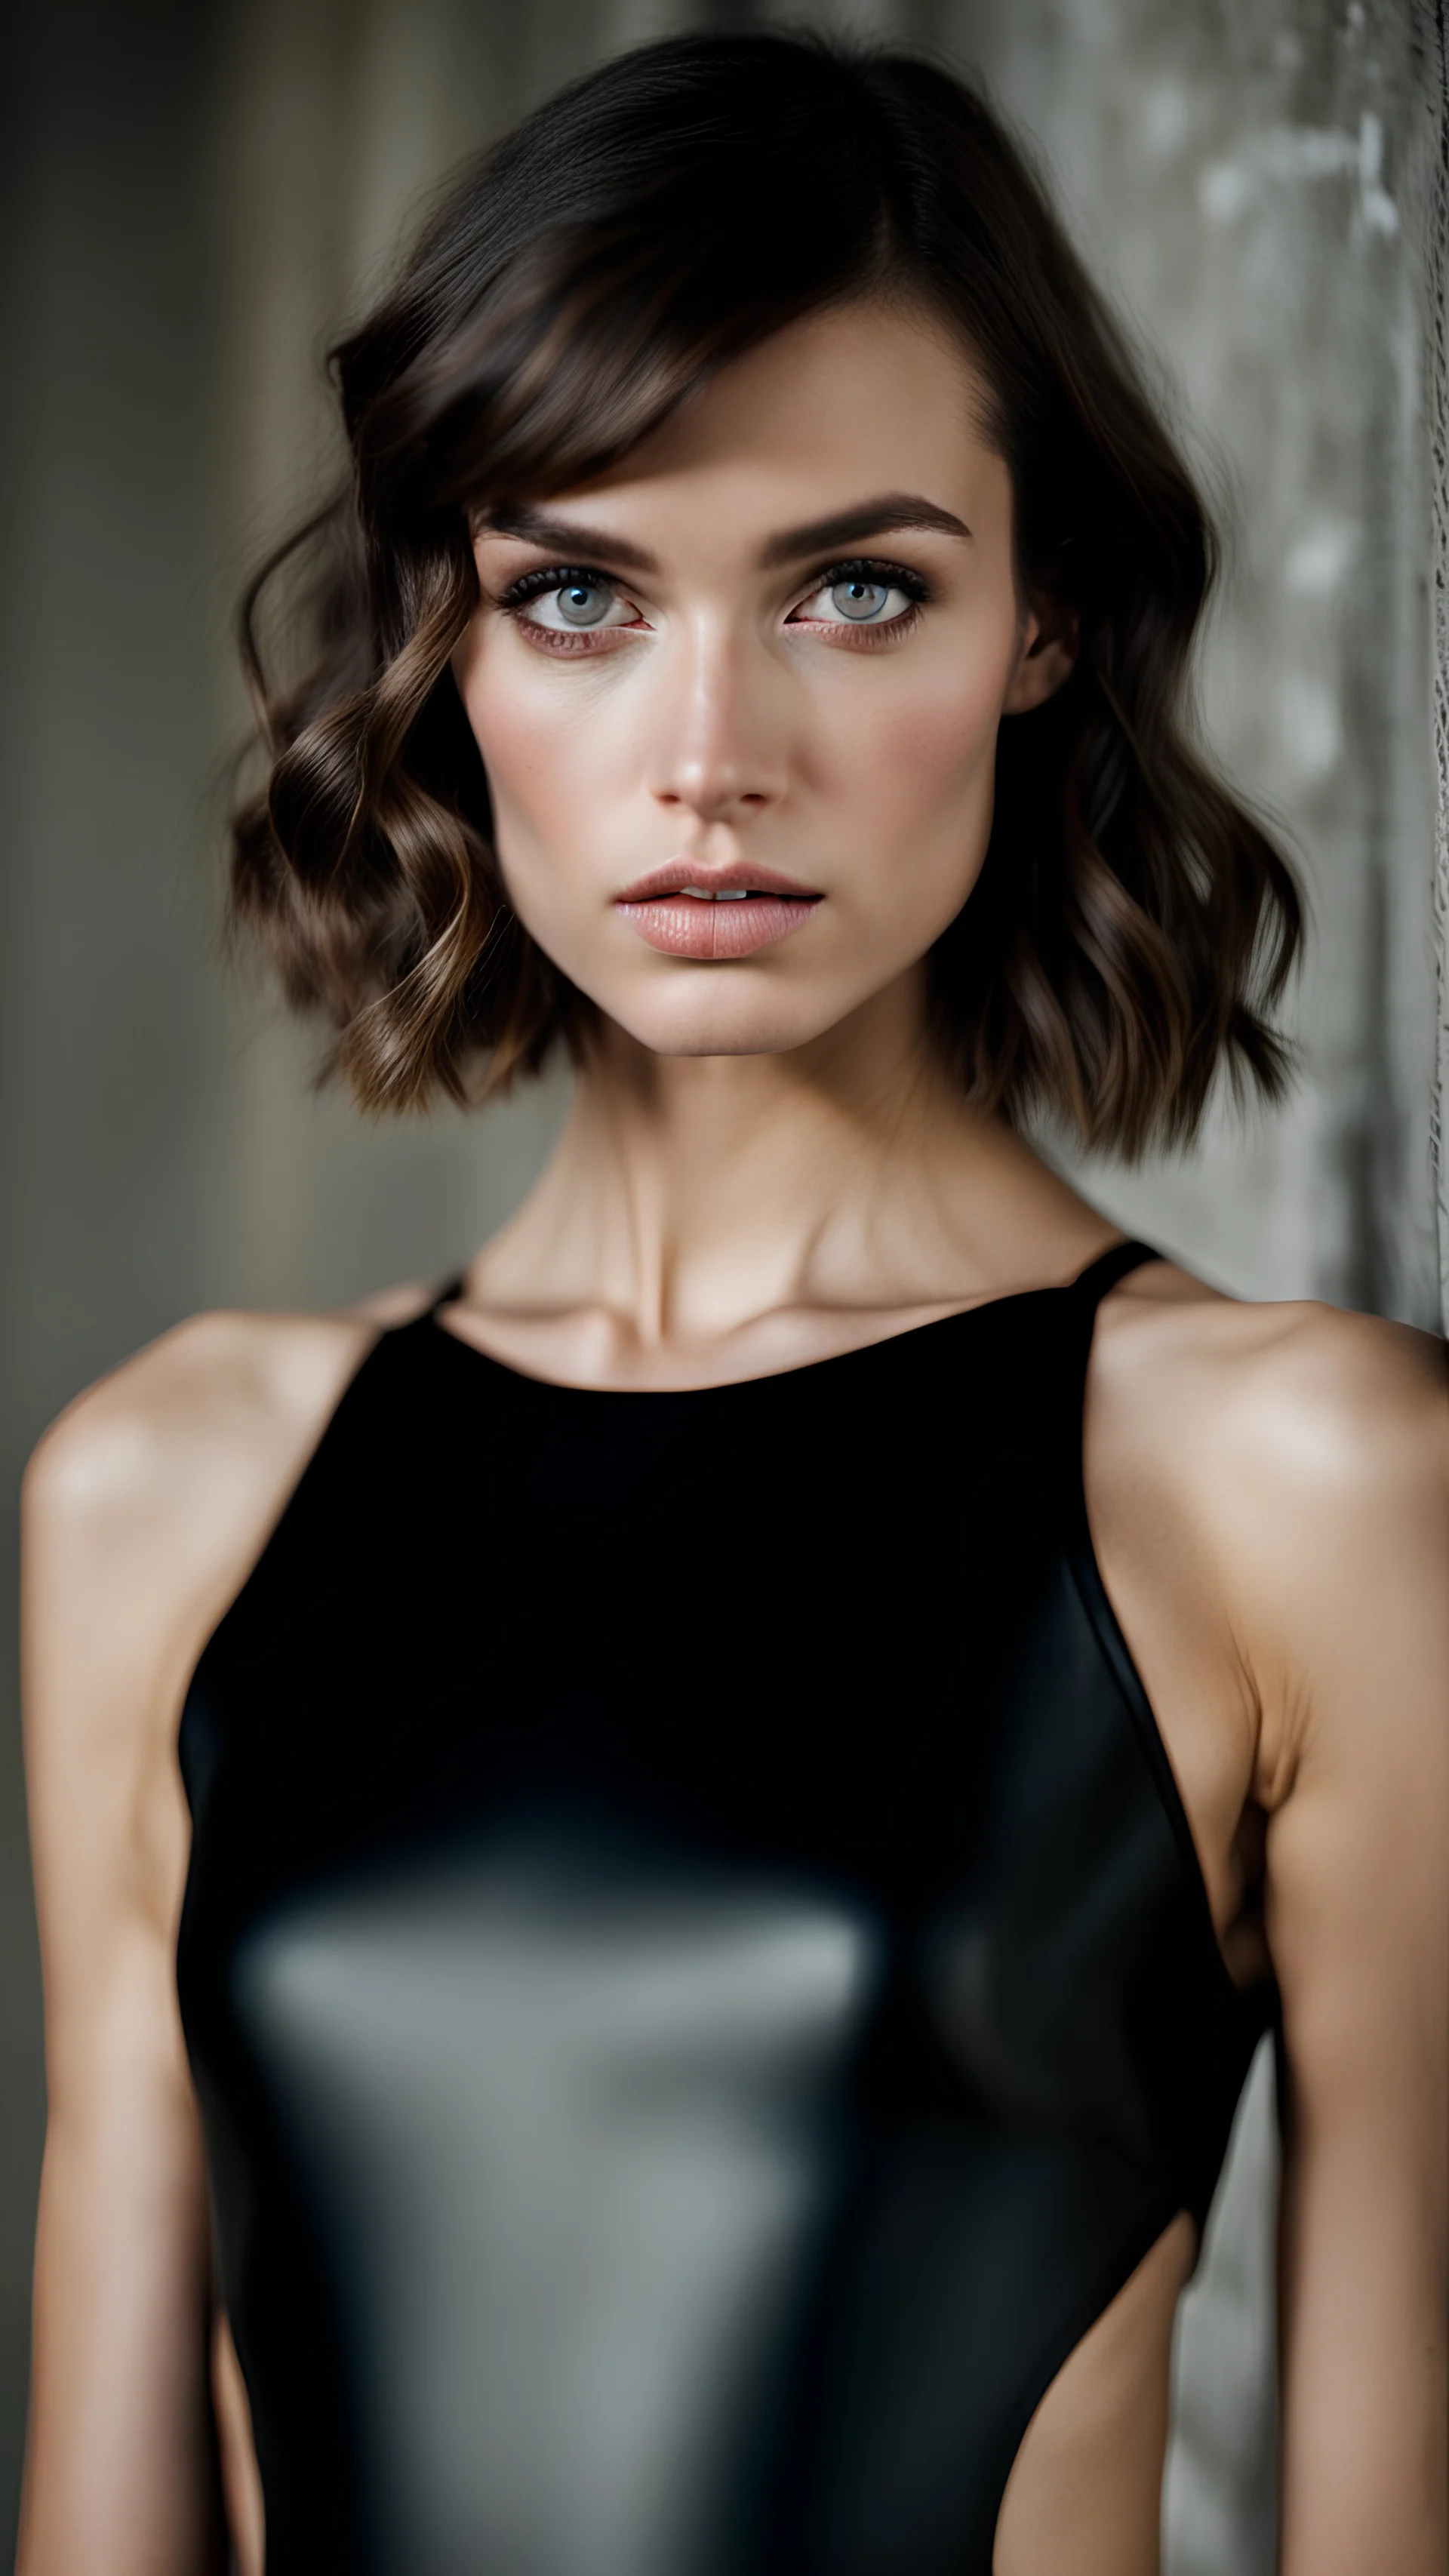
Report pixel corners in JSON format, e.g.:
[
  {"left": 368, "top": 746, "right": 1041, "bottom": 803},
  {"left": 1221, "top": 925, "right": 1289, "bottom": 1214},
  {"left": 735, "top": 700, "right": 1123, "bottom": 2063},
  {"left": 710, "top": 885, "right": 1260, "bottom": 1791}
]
[
  {"left": 1070, "top": 1236, "right": 1160, "bottom": 1312},
  {"left": 379, "top": 1275, "right": 467, "bottom": 1340},
  {"left": 426, "top": 1273, "right": 467, "bottom": 1318}
]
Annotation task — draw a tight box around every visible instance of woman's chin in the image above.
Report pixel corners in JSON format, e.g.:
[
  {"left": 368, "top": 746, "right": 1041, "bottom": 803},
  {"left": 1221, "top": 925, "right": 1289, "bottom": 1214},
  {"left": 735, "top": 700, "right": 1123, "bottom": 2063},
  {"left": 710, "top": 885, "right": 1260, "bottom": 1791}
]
[{"left": 589, "top": 974, "right": 860, "bottom": 1065}]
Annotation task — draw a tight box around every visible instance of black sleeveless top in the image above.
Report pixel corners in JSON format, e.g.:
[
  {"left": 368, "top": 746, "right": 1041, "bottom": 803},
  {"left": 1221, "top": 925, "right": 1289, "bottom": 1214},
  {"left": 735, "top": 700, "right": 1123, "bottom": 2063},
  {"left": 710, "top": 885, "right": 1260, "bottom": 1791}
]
[{"left": 177, "top": 1240, "right": 1272, "bottom": 2576}]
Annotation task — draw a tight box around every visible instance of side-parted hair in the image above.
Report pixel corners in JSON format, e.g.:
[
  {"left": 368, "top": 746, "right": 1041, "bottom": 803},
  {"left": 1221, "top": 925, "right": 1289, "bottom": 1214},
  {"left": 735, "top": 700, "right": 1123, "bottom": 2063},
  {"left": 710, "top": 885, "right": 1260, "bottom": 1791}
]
[{"left": 232, "top": 29, "right": 1300, "bottom": 1152}]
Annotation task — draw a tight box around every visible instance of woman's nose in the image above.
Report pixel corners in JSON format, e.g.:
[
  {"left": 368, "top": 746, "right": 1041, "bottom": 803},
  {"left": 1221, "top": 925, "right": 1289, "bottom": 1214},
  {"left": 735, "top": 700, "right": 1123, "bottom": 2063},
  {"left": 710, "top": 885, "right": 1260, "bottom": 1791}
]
[{"left": 646, "top": 628, "right": 786, "bottom": 823}]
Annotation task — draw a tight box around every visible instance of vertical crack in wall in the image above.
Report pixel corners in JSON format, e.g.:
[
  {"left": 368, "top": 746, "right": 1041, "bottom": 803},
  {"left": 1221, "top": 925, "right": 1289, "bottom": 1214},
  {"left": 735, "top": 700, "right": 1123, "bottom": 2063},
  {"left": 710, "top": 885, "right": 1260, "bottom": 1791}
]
[{"left": 1423, "top": 0, "right": 1449, "bottom": 1325}]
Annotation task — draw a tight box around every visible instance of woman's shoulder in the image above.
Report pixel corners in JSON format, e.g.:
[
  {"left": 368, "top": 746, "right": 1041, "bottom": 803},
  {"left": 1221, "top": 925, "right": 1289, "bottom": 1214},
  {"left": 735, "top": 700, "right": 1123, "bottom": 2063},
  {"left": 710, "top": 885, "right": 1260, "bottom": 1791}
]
[
  {"left": 21, "top": 1286, "right": 435, "bottom": 1783},
  {"left": 30, "top": 1269, "right": 438, "bottom": 1476},
  {"left": 1091, "top": 1260, "right": 1447, "bottom": 1780},
  {"left": 27, "top": 1297, "right": 400, "bottom": 1535},
  {"left": 1094, "top": 1257, "right": 1447, "bottom": 1493}
]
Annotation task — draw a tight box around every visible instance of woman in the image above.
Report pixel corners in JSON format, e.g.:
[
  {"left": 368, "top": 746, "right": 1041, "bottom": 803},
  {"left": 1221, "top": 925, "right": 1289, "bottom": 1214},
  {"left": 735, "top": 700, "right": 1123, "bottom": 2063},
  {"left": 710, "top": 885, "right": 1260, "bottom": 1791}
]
[{"left": 17, "top": 31, "right": 1447, "bottom": 2576}]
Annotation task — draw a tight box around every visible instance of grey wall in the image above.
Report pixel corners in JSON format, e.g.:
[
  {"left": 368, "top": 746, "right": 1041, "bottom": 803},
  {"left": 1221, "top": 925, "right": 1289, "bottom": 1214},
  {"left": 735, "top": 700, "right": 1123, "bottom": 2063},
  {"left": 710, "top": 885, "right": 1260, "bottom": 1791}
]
[{"left": 1, "top": 2, "right": 1438, "bottom": 2562}]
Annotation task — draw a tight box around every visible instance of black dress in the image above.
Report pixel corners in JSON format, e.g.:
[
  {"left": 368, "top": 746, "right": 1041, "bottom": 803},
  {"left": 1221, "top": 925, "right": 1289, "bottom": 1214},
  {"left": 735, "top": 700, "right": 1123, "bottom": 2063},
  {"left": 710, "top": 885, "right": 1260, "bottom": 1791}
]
[{"left": 177, "top": 1238, "right": 1272, "bottom": 2574}]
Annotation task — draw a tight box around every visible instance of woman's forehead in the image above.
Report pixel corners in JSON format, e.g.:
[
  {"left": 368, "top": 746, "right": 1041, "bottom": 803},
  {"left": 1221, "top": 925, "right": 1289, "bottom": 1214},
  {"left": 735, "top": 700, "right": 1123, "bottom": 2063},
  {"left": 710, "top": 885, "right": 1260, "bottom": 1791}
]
[{"left": 502, "top": 305, "right": 1009, "bottom": 558}]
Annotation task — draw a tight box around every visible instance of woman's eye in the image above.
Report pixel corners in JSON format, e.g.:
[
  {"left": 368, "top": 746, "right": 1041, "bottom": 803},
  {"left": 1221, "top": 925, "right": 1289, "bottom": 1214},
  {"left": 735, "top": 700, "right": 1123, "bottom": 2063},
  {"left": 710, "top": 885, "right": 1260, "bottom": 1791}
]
[
  {"left": 519, "top": 577, "right": 635, "bottom": 632},
  {"left": 793, "top": 572, "right": 921, "bottom": 628}
]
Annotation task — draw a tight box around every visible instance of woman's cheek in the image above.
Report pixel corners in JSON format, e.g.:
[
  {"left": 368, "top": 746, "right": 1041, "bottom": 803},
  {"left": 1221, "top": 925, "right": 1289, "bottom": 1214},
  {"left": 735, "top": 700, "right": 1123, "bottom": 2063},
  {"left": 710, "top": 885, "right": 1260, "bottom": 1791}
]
[
  {"left": 483, "top": 660, "right": 655, "bottom": 857},
  {"left": 465, "top": 695, "right": 593, "bottom": 878},
  {"left": 850, "top": 669, "right": 1001, "bottom": 848}
]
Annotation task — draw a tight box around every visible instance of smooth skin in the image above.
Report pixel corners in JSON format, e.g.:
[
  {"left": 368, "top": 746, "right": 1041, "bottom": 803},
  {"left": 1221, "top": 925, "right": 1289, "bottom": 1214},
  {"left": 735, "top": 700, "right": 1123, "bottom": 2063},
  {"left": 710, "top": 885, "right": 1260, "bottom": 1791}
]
[{"left": 19, "top": 301, "right": 1449, "bottom": 2574}]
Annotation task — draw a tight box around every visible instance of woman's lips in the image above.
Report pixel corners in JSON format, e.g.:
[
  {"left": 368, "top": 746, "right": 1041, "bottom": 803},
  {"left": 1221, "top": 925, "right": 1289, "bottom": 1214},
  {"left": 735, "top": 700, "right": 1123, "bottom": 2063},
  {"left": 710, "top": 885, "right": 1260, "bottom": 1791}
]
[
  {"left": 616, "top": 889, "right": 820, "bottom": 959},
  {"left": 614, "top": 863, "right": 822, "bottom": 961}
]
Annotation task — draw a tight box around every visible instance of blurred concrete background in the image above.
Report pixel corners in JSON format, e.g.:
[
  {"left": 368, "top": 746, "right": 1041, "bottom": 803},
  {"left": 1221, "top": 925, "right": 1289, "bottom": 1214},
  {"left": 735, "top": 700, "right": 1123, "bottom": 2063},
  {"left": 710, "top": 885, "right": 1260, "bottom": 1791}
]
[{"left": 0, "top": 2, "right": 1441, "bottom": 2565}]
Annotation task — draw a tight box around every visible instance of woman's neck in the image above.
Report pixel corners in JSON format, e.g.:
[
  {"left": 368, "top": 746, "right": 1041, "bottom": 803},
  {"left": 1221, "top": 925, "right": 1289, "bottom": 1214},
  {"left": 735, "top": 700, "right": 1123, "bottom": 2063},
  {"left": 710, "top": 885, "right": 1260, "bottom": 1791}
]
[{"left": 469, "top": 974, "right": 1109, "bottom": 1355}]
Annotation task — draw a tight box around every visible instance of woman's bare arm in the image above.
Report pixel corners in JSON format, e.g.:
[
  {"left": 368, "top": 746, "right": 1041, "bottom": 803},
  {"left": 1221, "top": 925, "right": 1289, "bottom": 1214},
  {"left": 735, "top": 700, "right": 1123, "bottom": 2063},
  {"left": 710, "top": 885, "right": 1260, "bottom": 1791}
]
[
  {"left": 1127, "top": 1300, "right": 1449, "bottom": 2571},
  {"left": 1089, "top": 1278, "right": 1448, "bottom": 2571},
  {"left": 1237, "top": 1313, "right": 1449, "bottom": 2571},
  {"left": 17, "top": 1308, "right": 378, "bottom": 2575}
]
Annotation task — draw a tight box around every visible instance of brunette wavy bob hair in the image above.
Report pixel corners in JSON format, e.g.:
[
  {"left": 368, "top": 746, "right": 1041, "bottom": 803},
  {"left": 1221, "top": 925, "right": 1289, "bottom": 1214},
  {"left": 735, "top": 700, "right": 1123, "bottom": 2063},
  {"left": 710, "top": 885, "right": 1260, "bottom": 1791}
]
[{"left": 233, "top": 29, "right": 1300, "bottom": 1152}]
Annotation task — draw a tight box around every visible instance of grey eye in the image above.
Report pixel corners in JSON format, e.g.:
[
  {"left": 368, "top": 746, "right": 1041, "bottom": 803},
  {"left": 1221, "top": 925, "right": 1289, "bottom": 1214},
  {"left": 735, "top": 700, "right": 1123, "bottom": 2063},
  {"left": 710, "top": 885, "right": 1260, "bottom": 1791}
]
[
  {"left": 831, "top": 578, "right": 891, "bottom": 621},
  {"left": 521, "top": 574, "right": 636, "bottom": 636},
  {"left": 791, "top": 569, "right": 918, "bottom": 632},
  {"left": 555, "top": 580, "right": 611, "bottom": 626}
]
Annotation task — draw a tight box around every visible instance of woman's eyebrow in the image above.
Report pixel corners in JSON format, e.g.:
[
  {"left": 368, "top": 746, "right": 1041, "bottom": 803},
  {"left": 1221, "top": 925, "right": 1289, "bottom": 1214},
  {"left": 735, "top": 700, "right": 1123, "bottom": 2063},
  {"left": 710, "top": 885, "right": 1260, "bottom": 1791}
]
[
  {"left": 758, "top": 494, "right": 972, "bottom": 567},
  {"left": 481, "top": 494, "right": 972, "bottom": 576},
  {"left": 480, "top": 508, "right": 658, "bottom": 573}
]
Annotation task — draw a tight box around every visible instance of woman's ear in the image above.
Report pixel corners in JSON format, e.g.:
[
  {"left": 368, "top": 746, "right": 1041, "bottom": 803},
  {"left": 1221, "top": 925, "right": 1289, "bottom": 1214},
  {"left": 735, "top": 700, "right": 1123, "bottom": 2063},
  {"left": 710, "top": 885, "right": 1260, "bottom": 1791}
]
[{"left": 1001, "top": 598, "right": 1078, "bottom": 715}]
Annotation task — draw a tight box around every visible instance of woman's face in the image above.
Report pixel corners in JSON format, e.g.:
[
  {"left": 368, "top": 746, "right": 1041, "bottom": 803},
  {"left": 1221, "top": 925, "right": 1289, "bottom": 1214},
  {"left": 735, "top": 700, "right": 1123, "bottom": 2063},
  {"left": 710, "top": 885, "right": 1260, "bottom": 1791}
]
[{"left": 454, "top": 300, "right": 1072, "bottom": 1063}]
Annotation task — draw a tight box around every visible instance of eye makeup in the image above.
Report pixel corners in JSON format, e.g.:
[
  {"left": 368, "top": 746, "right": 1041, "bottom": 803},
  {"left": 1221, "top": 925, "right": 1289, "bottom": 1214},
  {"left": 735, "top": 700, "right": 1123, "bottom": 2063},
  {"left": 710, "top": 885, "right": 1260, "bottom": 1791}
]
[
  {"left": 793, "top": 555, "right": 932, "bottom": 607},
  {"left": 487, "top": 563, "right": 647, "bottom": 656},
  {"left": 488, "top": 550, "right": 935, "bottom": 653},
  {"left": 786, "top": 555, "right": 931, "bottom": 643},
  {"left": 492, "top": 564, "right": 624, "bottom": 613}
]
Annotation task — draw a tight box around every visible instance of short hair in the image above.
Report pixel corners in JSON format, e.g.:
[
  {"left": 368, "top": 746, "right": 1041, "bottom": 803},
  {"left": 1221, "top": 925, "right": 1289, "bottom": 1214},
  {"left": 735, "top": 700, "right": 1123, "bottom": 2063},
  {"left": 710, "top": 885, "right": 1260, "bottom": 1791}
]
[{"left": 232, "top": 29, "right": 1300, "bottom": 1152}]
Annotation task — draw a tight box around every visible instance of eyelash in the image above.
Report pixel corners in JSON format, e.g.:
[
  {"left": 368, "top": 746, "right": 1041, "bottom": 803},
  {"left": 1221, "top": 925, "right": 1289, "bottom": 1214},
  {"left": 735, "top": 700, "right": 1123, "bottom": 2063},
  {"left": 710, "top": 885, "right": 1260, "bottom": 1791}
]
[
  {"left": 495, "top": 564, "right": 611, "bottom": 611},
  {"left": 805, "top": 556, "right": 932, "bottom": 606},
  {"left": 492, "top": 555, "right": 932, "bottom": 649},
  {"left": 795, "top": 556, "right": 931, "bottom": 645}
]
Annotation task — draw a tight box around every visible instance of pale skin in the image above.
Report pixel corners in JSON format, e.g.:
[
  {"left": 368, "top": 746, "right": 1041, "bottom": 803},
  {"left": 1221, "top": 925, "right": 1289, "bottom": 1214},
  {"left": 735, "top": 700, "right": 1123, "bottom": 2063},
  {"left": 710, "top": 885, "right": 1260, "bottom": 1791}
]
[{"left": 17, "top": 301, "right": 1448, "bottom": 2572}]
